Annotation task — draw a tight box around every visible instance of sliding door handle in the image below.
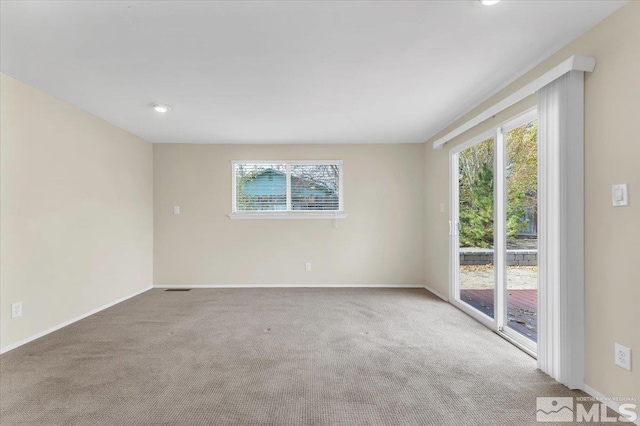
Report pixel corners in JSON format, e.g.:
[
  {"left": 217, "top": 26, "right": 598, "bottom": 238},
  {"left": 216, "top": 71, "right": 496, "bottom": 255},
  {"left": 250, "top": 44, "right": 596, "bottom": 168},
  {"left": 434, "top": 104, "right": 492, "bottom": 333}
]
[{"left": 449, "top": 221, "right": 461, "bottom": 235}]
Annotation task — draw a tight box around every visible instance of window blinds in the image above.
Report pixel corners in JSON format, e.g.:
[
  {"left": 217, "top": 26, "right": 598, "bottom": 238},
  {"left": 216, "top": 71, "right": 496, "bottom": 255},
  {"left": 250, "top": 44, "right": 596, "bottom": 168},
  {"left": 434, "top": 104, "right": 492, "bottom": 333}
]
[
  {"left": 233, "top": 162, "right": 342, "bottom": 212},
  {"left": 291, "top": 165, "right": 339, "bottom": 211},
  {"left": 235, "top": 164, "right": 287, "bottom": 211}
]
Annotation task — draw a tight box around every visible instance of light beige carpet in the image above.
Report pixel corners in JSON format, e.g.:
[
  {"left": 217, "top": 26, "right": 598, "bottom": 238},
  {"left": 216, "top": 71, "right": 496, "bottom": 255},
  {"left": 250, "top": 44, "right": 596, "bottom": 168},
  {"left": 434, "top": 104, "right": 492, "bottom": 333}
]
[{"left": 0, "top": 288, "right": 598, "bottom": 425}]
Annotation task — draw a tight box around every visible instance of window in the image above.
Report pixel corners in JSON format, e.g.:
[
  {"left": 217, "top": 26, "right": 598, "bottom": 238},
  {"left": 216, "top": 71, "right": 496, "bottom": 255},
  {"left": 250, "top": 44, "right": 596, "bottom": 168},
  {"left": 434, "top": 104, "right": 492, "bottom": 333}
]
[{"left": 230, "top": 161, "right": 346, "bottom": 219}]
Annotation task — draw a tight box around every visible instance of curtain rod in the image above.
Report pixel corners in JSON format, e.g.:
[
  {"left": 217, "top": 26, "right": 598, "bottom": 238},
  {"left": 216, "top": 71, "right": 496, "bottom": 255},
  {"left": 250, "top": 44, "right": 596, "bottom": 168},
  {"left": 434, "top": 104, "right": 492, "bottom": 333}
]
[{"left": 432, "top": 55, "right": 595, "bottom": 149}]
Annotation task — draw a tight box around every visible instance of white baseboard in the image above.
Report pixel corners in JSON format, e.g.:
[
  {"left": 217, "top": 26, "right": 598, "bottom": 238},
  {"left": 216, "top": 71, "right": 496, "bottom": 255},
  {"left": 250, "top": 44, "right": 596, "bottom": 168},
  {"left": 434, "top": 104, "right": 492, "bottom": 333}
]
[
  {"left": 154, "top": 283, "right": 425, "bottom": 289},
  {"left": 583, "top": 384, "right": 640, "bottom": 425},
  {"left": 424, "top": 284, "right": 449, "bottom": 301},
  {"left": 0, "top": 285, "right": 152, "bottom": 355}
]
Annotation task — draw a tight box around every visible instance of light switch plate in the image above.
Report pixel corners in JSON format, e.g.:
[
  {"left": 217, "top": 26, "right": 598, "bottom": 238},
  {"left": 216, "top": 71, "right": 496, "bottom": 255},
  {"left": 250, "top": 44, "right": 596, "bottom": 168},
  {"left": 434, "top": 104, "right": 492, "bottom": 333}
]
[
  {"left": 173, "top": 206, "right": 181, "bottom": 215},
  {"left": 611, "top": 184, "right": 628, "bottom": 207}
]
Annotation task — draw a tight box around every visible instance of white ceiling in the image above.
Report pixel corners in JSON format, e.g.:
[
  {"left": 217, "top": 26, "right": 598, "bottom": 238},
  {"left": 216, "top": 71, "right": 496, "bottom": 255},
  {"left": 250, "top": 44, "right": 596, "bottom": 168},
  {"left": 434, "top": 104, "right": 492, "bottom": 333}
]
[{"left": 1, "top": 1, "right": 626, "bottom": 144}]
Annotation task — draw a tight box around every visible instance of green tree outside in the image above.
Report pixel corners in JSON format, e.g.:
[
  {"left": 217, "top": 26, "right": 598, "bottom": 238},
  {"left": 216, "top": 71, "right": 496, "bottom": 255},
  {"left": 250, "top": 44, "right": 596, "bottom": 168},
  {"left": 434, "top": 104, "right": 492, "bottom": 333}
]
[{"left": 458, "top": 121, "right": 537, "bottom": 248}]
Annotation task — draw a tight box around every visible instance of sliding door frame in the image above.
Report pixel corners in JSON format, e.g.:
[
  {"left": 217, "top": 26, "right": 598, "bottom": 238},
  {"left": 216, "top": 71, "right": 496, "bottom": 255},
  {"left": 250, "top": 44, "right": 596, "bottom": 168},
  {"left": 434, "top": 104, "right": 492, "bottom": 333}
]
[
  {"left": 449, "top": 108, "right": 538, "bottom": 357},
  {"left": 497, "top": 108, "right": 539, "bottom": 355},
  {"left": 448, "top": 130, "right": 497, "bottom": 332}
]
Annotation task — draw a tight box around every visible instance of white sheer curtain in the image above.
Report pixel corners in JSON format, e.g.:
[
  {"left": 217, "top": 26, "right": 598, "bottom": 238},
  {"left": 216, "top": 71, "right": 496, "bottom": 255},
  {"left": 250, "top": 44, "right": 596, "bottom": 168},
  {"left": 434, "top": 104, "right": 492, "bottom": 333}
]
[{"left": 537, "top": 70, "right": 585, "bottom": 389}]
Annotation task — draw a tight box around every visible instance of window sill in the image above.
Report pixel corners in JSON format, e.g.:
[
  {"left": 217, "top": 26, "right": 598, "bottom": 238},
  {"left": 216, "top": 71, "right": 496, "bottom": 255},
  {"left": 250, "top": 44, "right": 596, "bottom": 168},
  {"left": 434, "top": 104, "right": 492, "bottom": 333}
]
[{"left": 228, "top": 211, "right": 348, "bottom": 220}]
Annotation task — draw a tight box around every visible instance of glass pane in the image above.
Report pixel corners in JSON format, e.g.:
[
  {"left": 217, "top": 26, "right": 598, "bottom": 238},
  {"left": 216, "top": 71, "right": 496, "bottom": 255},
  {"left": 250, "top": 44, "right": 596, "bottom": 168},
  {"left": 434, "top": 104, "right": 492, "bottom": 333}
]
[
  {"left": 291, "top": 165, "right": 340, "bottom": 211},
  {"left": 235, "top": 164, "right": 287, "bottom": 211},
  {"left": 458, "top": 138, "right": 495, "bottom": 318},
  {"left": 505, "top": 120, "right": 538, "bottom": 342}
]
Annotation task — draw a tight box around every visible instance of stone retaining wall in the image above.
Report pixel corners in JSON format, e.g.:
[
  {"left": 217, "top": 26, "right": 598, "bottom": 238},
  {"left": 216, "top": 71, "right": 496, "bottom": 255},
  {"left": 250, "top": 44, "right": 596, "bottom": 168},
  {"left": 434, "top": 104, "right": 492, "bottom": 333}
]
[{"left": 460, "top": 249, "right": 537, "bottom": 266}]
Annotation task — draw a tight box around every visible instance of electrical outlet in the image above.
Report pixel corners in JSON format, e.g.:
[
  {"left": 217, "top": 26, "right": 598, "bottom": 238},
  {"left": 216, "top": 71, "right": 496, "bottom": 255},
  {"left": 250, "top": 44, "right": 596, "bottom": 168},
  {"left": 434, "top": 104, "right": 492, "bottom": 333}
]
[
  {"left": 11, "top": 302, "right": 22, "bottom": 319},
  {"left": 615, "top": 343, "right": 631, "bottom": 371},
  {"left": 305, "top": 262, "right": 312, "bottom": 272}
]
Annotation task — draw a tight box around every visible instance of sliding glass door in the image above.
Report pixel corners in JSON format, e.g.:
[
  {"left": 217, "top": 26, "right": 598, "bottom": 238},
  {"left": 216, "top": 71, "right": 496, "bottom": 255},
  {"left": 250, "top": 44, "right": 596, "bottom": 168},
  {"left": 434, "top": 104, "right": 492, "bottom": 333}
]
[
  {"left": 502, "top": 114, "right": 538, "bottom": 347},
  {"left": 450, "top": 110, "right": 538, "bottom": 355},
  {"left": 452, "top": 136, "right": 496, "bottom": 324}
]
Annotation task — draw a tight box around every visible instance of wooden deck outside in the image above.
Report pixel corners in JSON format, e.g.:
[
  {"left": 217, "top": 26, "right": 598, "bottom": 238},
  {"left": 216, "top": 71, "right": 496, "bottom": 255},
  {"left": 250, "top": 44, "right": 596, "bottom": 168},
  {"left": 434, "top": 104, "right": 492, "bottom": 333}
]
[{"left": 459, "top": 289, "right": 537, "bottom": 342}]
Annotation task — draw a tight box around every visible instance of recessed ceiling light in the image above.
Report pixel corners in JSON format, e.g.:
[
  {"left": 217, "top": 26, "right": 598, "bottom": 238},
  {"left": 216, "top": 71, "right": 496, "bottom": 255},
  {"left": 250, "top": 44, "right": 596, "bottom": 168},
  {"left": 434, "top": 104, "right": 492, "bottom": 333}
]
[
  {"left": 480, "top": 0, "right": 500, "bottom": 5},
  {"left": 152, "top": 103, "right": 171, "bottom": 113}
]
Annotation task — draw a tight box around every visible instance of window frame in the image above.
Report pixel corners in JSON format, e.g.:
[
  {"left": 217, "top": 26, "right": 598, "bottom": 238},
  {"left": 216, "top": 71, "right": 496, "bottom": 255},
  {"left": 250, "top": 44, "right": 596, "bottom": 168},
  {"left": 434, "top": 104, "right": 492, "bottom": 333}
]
[
  {"left": 229, "top": 160, "right": 346, "bottom": 220},
  {"left": 448, "top": 107, "right": 539, "bottom": 356}
]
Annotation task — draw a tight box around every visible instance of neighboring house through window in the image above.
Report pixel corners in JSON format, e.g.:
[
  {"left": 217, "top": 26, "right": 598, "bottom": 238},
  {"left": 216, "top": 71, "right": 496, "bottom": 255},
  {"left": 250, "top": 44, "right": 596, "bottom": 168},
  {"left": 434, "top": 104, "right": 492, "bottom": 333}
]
[{"left": 230, "top": 161, "right": 346, "bottom": 219}]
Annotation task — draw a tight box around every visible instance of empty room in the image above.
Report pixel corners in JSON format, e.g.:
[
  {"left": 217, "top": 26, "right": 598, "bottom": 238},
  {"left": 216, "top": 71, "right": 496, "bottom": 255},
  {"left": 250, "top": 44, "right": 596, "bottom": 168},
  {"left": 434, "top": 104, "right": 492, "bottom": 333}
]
[{"left": 1, "top": 0, "right": 638, "bottom": 424}]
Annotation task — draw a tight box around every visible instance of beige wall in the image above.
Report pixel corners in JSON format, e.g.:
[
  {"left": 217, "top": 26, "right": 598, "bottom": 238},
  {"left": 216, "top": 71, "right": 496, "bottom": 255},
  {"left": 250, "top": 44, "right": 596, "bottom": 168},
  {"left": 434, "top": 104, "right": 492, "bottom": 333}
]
[
  {"left": 424, "top": 2, "right": 639, "bottom": 403},
  {"left": 154, "top": 143, "right": 424, "bottom": 286},
  {"left": 0, "top": 73, "right": 153, "bottom": 351}
]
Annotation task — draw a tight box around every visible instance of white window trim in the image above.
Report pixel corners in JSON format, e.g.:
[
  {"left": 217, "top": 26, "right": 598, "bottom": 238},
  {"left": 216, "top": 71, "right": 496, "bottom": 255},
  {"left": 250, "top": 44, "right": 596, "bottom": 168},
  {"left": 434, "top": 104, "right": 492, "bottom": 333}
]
[
  {"left": 228, "top": 211, "right": 348, "bottom": 220},
  {"left": 229, "top": 160, "right": 346, "bottom": 220}
]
